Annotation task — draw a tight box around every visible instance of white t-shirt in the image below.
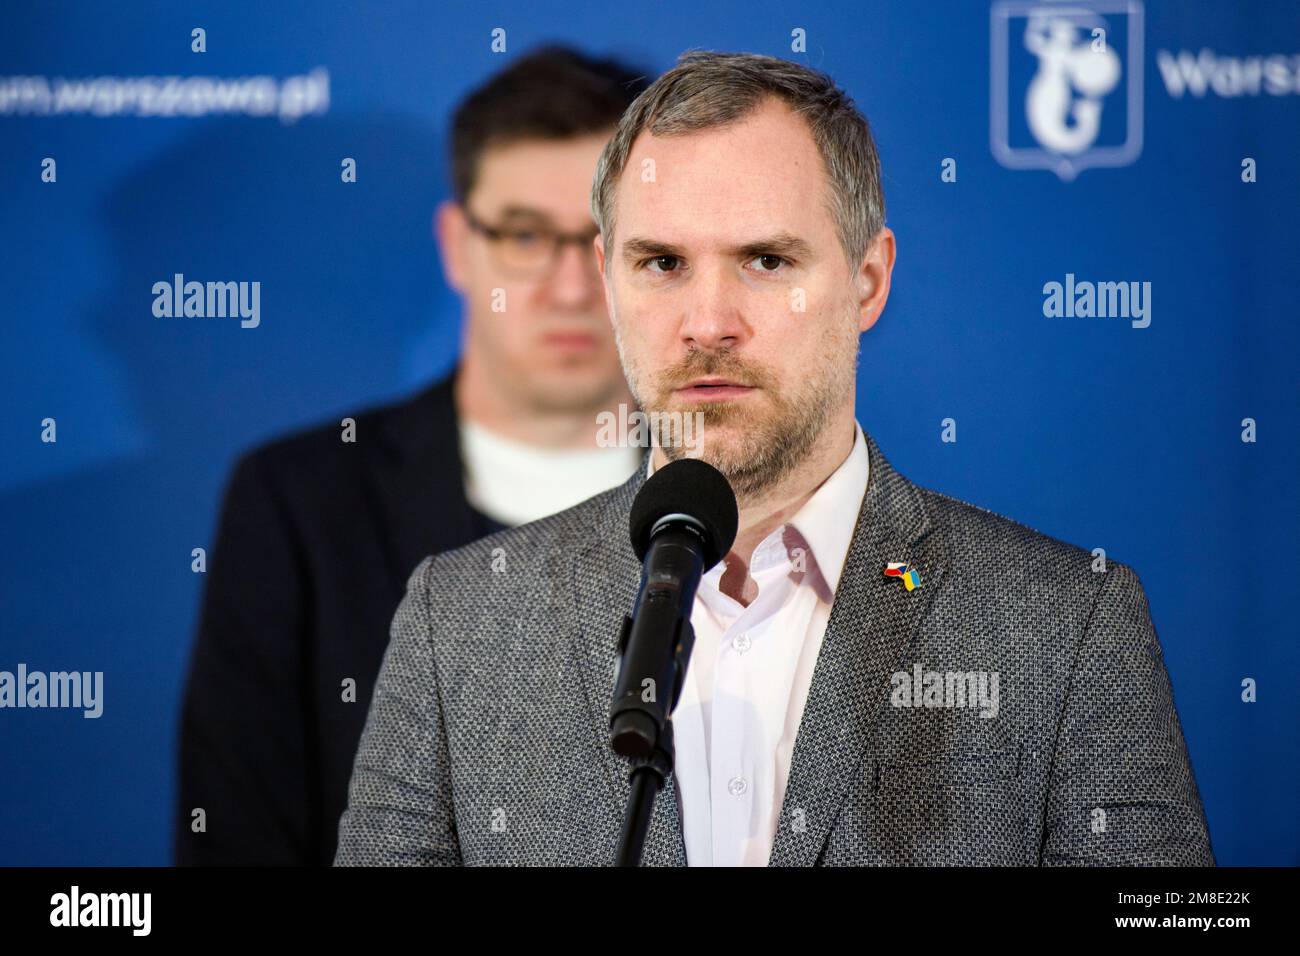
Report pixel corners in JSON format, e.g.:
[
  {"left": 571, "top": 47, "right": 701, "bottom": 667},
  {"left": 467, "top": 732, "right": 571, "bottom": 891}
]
[{"left": 459, "top": 419, "right": 642, "bottom": 527}]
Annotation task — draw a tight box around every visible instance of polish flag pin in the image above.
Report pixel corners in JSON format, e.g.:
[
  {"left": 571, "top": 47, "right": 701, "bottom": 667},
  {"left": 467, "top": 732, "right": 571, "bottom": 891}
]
[{"left": 884, "top": 561, "right": 921, "bottom": 591}]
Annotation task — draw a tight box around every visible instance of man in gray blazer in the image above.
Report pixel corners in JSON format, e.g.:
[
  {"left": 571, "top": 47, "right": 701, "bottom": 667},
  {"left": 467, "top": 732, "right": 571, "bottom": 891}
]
[{"left": 335, "top": 51, "right": 1213, "bottom": 866}]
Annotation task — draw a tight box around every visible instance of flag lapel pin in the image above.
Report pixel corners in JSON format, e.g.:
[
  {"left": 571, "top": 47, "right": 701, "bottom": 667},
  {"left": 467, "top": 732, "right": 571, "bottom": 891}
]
[{"left": 884, "top": 561, "right": 921, "bottom": 591}]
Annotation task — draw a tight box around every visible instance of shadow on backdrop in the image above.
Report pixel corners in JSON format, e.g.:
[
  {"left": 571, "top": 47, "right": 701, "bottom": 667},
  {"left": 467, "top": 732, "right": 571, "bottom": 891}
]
[{"left": 0, "top": 115, "right": 460, "bottom": 864}]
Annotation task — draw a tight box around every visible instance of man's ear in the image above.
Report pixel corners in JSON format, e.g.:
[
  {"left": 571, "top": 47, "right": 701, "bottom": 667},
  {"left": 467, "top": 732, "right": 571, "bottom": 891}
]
[
  {"left": 593, "top": 232, "right": 622, "bottom": 331},
  {"left": 435, "top": 200, "right": 468, "bottom": 294},
  {"left": 593, "top": 232, "right": 616, "bottom": 315},
  {"left": 857, "top": 226, "right": 896, "bottom": 333}
]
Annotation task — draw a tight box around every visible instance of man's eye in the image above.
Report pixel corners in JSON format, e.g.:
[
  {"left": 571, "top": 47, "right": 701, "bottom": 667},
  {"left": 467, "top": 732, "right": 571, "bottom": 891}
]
[
  {"left": 645, "top": 255, "right": 681, "bottom": 273},
  {"left": 749, "top": 254, "right": 789, "bottom": 273},
  {"left": 510, "top": 230, "right": 543, "bottom": 246}
]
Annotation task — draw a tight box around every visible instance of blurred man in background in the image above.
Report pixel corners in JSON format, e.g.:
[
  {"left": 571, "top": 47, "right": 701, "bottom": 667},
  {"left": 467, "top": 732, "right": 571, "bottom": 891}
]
[{"left": 176, "top": 46, "right": 648, "bottom": 865}]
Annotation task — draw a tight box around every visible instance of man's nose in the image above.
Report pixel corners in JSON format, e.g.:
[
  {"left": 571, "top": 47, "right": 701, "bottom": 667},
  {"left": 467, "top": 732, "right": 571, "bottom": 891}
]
[
  {"left": 679, "top": 266, "right": 748, "bottom": 351},
  {"left": 545, "top": 240, "right": 601, "bottom": 308}
]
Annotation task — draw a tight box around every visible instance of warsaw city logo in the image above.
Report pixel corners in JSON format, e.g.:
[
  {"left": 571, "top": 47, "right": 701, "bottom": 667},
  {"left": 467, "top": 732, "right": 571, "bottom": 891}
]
[{"left": 991, "top": 1, "right": 1144, "bottom": 180}]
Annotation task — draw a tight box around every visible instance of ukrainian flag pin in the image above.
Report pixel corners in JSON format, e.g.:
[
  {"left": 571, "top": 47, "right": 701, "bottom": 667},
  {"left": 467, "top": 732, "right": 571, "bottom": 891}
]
[{"left": 884, "top": 561, "right": 921, "bottom": 591}]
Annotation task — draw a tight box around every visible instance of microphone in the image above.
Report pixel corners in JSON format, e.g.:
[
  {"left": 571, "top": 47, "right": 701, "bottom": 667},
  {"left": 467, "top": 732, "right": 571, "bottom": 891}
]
[{"left": 610, "top": 457, "right": 738, "bottom": 759}]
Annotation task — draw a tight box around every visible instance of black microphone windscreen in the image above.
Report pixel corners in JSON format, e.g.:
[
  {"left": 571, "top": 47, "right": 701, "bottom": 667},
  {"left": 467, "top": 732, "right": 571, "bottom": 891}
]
[{"left": 629, "top": 457, "right": 739, "bottom": 569}]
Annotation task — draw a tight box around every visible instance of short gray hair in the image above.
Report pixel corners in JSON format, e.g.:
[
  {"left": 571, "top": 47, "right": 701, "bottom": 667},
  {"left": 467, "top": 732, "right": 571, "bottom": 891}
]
[{"left": 591, "top": 50, "right": 886, "bottom": 268}]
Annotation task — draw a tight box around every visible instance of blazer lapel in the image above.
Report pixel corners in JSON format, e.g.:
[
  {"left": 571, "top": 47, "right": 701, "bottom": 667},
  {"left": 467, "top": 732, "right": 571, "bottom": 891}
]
[
  {"left": 371, "top": 372, "right": 476, "bottom": 585},
  {"left": 767, "top": 432, "right": 950, "bottom": 866},
  {"left": 569, "top": 434, "right": 948, "bottom": 868}
]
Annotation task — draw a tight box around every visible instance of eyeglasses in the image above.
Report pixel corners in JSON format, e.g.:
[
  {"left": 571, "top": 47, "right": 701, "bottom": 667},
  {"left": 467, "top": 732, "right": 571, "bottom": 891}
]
[{"left": 463, "top": 206, "right": 600, "bottom": 279}]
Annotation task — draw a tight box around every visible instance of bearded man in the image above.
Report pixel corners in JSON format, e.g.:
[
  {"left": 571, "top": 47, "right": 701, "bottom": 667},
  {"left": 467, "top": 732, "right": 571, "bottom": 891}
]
[{"left": 334, "top": 51, "right": 1213, "bottom": 868}]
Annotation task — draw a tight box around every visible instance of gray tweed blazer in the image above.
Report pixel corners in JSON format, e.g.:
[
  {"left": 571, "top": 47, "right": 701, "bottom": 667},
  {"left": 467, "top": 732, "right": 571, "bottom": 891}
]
[{"left": 334, "top": 431, "right": 1213, "bottom": 866}]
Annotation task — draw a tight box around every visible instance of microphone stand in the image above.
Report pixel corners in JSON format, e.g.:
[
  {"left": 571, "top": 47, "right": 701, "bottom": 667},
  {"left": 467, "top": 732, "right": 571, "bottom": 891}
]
[
  {"left": 614, "top": 719, "right": 675, "bottom": 867},
  {"left": 611, "top": 459, "right": 737, "bottom": 866},
  {"left": 611, "top": 611, "right": 695, "bottom": 867}
]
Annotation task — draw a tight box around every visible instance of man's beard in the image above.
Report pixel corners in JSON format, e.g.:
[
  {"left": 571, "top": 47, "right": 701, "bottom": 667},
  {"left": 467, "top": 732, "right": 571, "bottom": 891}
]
[{"left": 623, "top": 323, "right": 860, "bottom": 501}]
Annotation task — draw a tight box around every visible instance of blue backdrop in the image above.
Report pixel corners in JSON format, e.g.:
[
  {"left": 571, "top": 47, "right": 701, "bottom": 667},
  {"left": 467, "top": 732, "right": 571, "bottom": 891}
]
[{"left": 1, "top": 0, "right": 1296, "bottom": 865}]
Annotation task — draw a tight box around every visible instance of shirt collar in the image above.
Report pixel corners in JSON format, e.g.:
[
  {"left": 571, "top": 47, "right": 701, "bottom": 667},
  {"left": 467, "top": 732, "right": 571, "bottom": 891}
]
[{"left": 647, "top": 421, "right": 870, "bottom": 598}]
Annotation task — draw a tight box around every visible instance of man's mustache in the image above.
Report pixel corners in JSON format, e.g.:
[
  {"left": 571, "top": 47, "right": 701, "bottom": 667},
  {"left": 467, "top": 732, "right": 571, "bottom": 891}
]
[{"left": 655, "top": 350, "right": 776, "bottom": 392}]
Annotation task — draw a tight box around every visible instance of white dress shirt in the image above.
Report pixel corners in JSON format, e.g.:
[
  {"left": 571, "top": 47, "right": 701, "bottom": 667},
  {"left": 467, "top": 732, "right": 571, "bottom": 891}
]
[{"left": 647, "top": 422, "right": 870, "bottom": 866}]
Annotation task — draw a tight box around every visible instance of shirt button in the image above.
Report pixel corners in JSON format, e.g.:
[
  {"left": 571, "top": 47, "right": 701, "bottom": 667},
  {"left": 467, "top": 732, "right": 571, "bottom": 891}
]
[
  {"left": 733, "top": 633, "right": 752, "bottom": 654},
  {"left": 727, "top": 776, "right": 748, "bottom": 796}
]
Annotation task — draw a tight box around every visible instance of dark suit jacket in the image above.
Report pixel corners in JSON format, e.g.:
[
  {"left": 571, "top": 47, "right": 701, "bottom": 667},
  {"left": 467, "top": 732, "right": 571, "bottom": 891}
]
[{"left": 176, "top": 372, "right": 504, "bottom": 865}]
